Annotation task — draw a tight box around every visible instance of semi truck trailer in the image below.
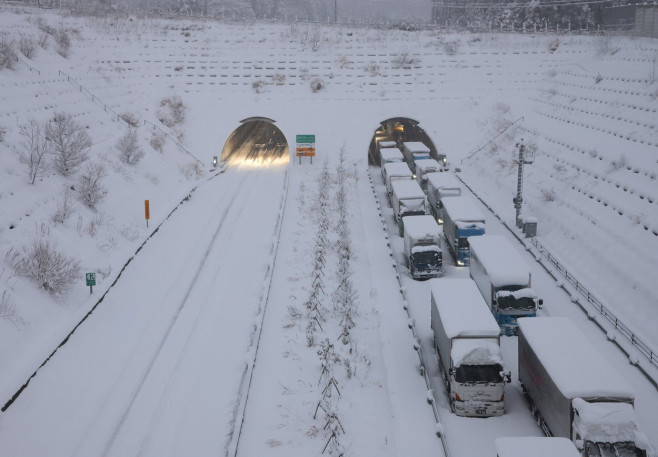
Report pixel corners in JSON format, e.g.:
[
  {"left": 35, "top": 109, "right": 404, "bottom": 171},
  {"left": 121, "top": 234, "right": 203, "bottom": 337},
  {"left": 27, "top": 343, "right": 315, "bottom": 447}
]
[
  {"left": 518, "top": 317, "right": 652, "bottom": 457},
  {"left": 390, "top": 179, "right": 428, "bottom": 236},
  {"left": 468, "top": 234, "right": 541, "bottom": 336},
  {"left": 426, "top": 172, "right": 462, "bottom": 224},
  {"left": 442, "top": 195, "right": 485, "bottom": 266},
  {"left": 402, "top": 215, "right": 442, "bottom": 279}
]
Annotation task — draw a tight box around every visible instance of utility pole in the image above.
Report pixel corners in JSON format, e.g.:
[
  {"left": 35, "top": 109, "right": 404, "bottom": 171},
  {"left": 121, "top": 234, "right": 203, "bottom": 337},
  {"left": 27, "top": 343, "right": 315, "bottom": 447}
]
[
  {"left": 334, "top": 0, "right": 337, "bottom": 23},
  {"left": 512, "top": 139, "right": 534, "bottom": 228}
]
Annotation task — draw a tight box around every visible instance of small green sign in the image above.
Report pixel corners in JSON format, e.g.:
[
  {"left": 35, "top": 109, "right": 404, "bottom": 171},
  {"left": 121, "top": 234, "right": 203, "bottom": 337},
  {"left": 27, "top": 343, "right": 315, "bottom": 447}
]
[
  {"left": 296, "top": 134, "right": 315, "bottom": 144},
  {"left": 86, "top": 273, "right": 96, "bottom": 287}
]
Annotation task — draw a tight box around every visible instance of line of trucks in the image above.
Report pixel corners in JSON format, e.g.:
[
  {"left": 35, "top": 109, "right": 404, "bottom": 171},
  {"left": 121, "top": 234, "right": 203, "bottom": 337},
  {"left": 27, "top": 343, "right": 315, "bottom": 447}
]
[{"left": 375, "top": 139, "right": 653, "bottom": 456}]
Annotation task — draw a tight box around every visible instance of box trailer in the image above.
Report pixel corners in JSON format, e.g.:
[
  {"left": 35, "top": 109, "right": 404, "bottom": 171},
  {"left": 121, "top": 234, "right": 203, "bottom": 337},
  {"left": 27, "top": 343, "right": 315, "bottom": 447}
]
[
  {"left": 402, "top": 215, "right": 442, "bottom": 279},
  {"left": 414, "top": 158, "right": 442, "bottom": 191},
  {"left": 426, "top": 172, "right": 462, "bottom": 224},
  {"left": 383, "top": 161, "right": 413, "bottom": 200},
  {"left": 518, "top": 317, "right": 652, "bottom": 457},
  {"left": 431, "top": 278, "right": 509, "bottom": 417},
  {"left": 380, "top": 147, "right": 404, "bottom": 180},
  {"left": 442, "top": 195, "right": 485, "bottom": 266},
  {"left": 401, "top": 141, "right": 431, "bottom": 174},
  {"left": 469, "top": 235, "right": 541, "bottom": 336},
  {"left": 390, "top": 180, "right": 428, "bottom": 236}
]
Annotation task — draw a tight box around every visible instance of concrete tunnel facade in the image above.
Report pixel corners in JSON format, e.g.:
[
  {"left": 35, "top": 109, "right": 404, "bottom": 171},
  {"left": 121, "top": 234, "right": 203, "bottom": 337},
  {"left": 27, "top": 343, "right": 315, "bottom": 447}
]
[{"left": 220, "top": 117, "right": 289, "bottom": 166}]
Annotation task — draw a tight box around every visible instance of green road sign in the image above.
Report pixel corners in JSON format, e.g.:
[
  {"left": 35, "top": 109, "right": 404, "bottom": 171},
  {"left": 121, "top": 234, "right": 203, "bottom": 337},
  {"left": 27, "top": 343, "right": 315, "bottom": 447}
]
[
  {"left": 86, "top": 273, "right": 96, "bottom": 287},
  {"left": 296, "top": 134, "right": 315, "bottom": 144}
]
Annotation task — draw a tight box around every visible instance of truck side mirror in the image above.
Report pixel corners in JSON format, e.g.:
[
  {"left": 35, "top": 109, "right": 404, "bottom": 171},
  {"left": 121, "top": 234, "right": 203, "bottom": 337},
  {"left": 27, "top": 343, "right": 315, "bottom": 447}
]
[
  {"left": 448, "top": 368, "right": 454, "bottom": 377},
  {"left": 538, "top": 298, "right": 544, "bottom": 309},
  {"left": 503, "top": 371, "right": 511, "bottom": 383}
]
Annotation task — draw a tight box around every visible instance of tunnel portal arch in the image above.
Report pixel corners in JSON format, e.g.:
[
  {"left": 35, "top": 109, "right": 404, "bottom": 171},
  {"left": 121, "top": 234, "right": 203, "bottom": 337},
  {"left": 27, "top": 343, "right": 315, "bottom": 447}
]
[
  {"left": 221, "top": 117, "right": 289, "bottom": 166},
  {"left": 367, "top": 117, "right": 440, "bottom": 166}
]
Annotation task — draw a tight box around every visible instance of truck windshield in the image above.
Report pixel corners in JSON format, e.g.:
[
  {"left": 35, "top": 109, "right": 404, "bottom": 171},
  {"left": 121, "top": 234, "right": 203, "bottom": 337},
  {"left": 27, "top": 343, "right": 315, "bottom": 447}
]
[
  {"left": 457, "top": 238, "right": 470, "bottom": 249},
  {"left": 497, "top": 294, "right": 535, "bottom": 310},
  {"left": 584, "top": 441, "right": 644, "bottom": 457},
  {"left": 411, "top": 251, "right": 441, "bottom": 267},
  {"left": 455, "top": 364, "right": 503, "bottom": 384}
]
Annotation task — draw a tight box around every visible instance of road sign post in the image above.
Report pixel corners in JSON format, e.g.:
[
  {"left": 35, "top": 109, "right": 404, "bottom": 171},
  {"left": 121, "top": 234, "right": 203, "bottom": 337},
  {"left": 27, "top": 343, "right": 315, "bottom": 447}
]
[
  {"left": 144, "top": 199, "right": 150, "bottom": 228},
  {"left": 296, "top": 134, "right": 316, "bottom": 164},
  {"left": 86, "top": 272, "right": 96, "bottom": 294}
]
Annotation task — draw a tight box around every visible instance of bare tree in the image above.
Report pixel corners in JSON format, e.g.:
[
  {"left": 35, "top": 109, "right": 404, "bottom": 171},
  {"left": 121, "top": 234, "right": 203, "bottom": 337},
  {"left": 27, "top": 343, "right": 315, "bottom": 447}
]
[
  {"left": 116, "top": 127, "right": 144, "bottom": 165},
  {"left": 78, "top": 162, "right": 106, "bottom": 210},
  {"left": 53, "top": 186, "right": 75, "bottom": 224},
  {"left": 6, "top": 240, "right": 80, "bottom": 295},
  {"left": 46, "top": 112, "right": 92, "bottom": 176},
  {"left": 17, "top": 119, "right": 51, "bottom": 184},
  {"left": 0, "top": 33, "right": 17, "bottom": 71}
]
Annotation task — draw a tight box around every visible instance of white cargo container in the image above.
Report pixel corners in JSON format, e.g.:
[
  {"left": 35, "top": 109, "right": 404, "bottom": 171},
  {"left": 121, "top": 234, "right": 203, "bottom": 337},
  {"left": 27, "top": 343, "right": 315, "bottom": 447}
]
[
  {"left": 495, "top": 437, "right": 581, "bottom": 457},
  {"left": 430, "top": 278, "right": 509, "bottom": 417},
  {"left": 390, "top": 180, "right": 428, "bottom": 236},
  {"left": 401, "top": 141, "right": 431, "bottom": 174},
  {"left": 402, "top": 215, "right": 442, "bottom": 279},
  {"left": 469, "top": 235, "right": 541, "bottom": 336},
  {"left": 414, "top": 158, "right": 442, "bottom": 191},
  {"left": 442, "top": 195, "right": 486, "bottom": 266},
  {"left": 426, "top": 172, "right": 462, "bottom": 223},
  {"left": 383, "top": 161, "right": 413, "bottom": 199},
  {"left": 379, "top": 148, "right": 404, "bottom": 180},
  {"left": 518, "top": 317, "right": 652, "bottom": 457}
]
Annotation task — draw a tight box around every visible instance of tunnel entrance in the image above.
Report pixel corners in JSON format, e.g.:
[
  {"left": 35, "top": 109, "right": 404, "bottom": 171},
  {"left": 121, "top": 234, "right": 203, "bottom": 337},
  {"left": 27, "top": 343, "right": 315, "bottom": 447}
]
[
  {"left": 221, "top": 117, "right": 289, "bottom": 166},
  {"left": 367, "top": 117, "right": 441, "bottom": 166}
]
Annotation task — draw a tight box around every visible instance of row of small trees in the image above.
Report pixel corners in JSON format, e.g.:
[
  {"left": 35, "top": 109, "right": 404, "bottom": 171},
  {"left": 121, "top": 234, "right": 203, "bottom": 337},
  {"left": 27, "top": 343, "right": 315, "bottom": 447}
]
[{"left": 288, "top": 152, "right": 361, "bottom": 456}]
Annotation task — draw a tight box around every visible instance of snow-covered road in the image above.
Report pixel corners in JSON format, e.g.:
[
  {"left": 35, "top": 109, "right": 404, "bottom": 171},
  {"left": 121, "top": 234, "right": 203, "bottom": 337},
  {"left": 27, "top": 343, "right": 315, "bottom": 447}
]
[{"left": 0, "top": 165, "right": 287, "bottom": 457}]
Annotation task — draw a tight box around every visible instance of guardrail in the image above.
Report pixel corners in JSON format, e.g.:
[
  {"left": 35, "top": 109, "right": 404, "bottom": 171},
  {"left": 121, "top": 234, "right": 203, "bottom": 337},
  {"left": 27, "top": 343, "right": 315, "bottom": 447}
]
[
  {"left": 58, "top": 70, "right": 203, "bottom": 164},
  {"left": 528, "top": 236, "right": 658, "bottom": 370},
  {"left": 17, "top": 56, "right": 40, "bottom": 74},
  {"left": 367, "top": 170, "right": 450, "bottom": 457},
  {"left": 456, "top": 175, "right": 658, "bottom": 382}
]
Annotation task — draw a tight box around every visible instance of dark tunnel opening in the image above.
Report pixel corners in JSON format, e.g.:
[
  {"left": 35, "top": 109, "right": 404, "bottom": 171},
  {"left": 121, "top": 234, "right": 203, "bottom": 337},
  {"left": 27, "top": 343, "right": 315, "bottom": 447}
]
[
  {"left": 221, "top": 117, "right": 289, "bottom": 166},
  {"left": 367, "top": 117, "right": 442, "bottom": 166}
]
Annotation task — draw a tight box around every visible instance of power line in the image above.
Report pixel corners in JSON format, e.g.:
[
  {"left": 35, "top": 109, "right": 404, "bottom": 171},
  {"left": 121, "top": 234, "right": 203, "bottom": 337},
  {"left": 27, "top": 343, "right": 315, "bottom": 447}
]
[{"left": 438, "top": 0, "right": 612, "bottom": 9}]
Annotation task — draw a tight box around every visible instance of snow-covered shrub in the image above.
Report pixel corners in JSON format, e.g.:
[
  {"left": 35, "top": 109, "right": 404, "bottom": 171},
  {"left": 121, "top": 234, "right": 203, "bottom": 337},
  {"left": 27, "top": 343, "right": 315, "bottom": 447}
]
[
  {"left": 363, "top": 62, "right": 379, "bottom": 77},
  {"left": 443, "top": 40, "right": 460, "bottom": 56},
  {"left": 53, "top": 186, "right": 75, "bottom": 224},
  {"left": 55, "top": 28, "right": 71, "bottom": 58},
  {"left": 17, "top": 119, "right": 51, "bottom": 184},
  {"left": 541, "top": 188, "right": 556, "bottom": 202},
  {"left": 252, "top": 79, "right": 267, "bottom": 93},
  {"left": 116, "top": 127, "right": 144, "bottom": 165},
  {"left": 392, "top": 51, "right": 420, "bottom": 69},
  {"left": 310, "top": 77, "right": 325, "bottom": 93},
  {"left": 46, "top": 112, "right": 91, "bottom": 177},
  {"left": 270, "top": 73, "right": 285, "bottom": 85},
  {"left": 336, "top": 54, "right": 351, "bottom": 69},
  {"left": 0, "top": 124, "right": 6, "bottom": 142},
  {"left": 36, "top": 18, "right": 56, "bottom": 36},
  {"left": 37, "top": 33, "right": 49, "bottom": 50},
  {"left": 0, "top": 33, "right": 17, "bottom": 71},
  {"left": 548, "top": 38, "right": 560, "bottom": 53},
  {"left": 78, "top": 162, "right": 107, "bottom": 210},
  {"left": 120, "top": 112, "right": 140, "bottom": 127},
  {"left": 18, "top": 34, "right": 37, "bottom": 59},
  {"left": 6, "top": 239, "right": 80, "bottom": 295},
  {"left": 150, "top": 130, "right": 165, "bottom": 152},
  {"left": 179, "top": 161, "right": 204, "bottom": 179},
  {"left": 594, "top": 73, "right": 603, "bottom": 84},
  {"left": 157, "top": 95, "right": 186, "bottom": 127}
]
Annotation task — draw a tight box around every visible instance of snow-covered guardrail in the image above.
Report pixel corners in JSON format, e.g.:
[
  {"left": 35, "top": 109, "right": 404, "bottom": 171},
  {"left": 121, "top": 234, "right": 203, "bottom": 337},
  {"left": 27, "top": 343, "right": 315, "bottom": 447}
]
[
  {"left": 367, "top": 171, "right": 450, "bottom": 457},
  {"left": 457, "top": 176, "right": 658, "bottom": 386}
]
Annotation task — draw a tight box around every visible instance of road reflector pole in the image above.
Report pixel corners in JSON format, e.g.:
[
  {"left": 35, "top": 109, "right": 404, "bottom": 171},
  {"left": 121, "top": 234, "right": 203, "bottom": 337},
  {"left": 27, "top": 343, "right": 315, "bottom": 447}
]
[
  {"left": 145, "top": 199, "right": 150, "bottom": 228},
  {"left": 86, "top": 272, "right": 96, "bottom": 294}
]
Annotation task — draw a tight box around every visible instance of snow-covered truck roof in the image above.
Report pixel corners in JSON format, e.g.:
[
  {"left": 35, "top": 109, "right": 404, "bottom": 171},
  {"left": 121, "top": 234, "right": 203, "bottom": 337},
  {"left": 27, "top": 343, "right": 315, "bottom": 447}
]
[
  {"left": 495, "top": 437, "right": 581, "bottom": 457},
  {"left": 430, "top": 278, "right": 501, "bottom": 338},
  {"left": 380, "top": 148, "right": 403, "bottom": 162},
  {"left": 402, "top": 215, "right": 440, "bottom": 240},
  {"left": 518, "top": 317, "right": 635, "bottom": 400},
  {"left": 426, "top": 172, "right": 462, "bottom": 190},
  {"left": 468, "top": 235, "right": 531, "bottom": 287},
  {"left": 441, "top": 196, "right": 485, "bottom": 223},
  {"left": 414, "top": 159, "right": 441, "bottom": 172},
  {"left": 451, "top": 338, "right": 501, "bottom": 367},
  {"left": 391, "top": 180, "right": 425, "bottom": 200},
  {"left": 402, "top": 141, "right": 430, "bottom": 153},
  {"left": 377, "top": 140, "right": 397, "bottom": 149},
  {"left": 572, "top": 399, "right": 644, "bottom": 445},
  {"left": 384, "top": 161, "right": 413, "bottom": 177}
]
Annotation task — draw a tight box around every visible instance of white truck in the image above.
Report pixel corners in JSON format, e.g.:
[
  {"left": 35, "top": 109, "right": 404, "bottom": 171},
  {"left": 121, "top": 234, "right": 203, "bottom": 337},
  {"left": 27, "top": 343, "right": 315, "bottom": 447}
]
[
  {"left": 468, "top": 234, "right": 541, "bottom": 336},
  {"left": 430, "top": 278, "right": 509, "bottom": 417},
  {"left": 426, "top": 172, "right": 462, "bottom": 223},
  {"left": 401, "top": 141, "right": 431, "bottom": 174},
  {"left": 383, "top": 161, "right": 413, "bottom": 200},
  {"left": 414, "top": 158, "right": 442, "bottom": 191},
  {"left": 390, "top": 180, "right": 428, "bottom": 236},
  {"left": 518, "top": 317, "right": 653, "bottom": 457},
  {"left": 495, "top": 437, "right": 581, "bottom": 457},
  {"left": 402, "top": 215, "right": 442, "bottom": 279},
  {"left": 379, "top": 147, "right": 404, "bottom": 180},
  {"left": 442, "top": 195, "right": 486, "bottom": 266}
]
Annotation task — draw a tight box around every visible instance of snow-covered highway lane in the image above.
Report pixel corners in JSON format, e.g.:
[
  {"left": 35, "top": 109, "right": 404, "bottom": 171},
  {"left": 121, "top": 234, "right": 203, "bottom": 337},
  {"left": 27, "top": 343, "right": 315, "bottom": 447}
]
[{"left": 0, "top": 165, "right": 287, "bottom": 457}]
